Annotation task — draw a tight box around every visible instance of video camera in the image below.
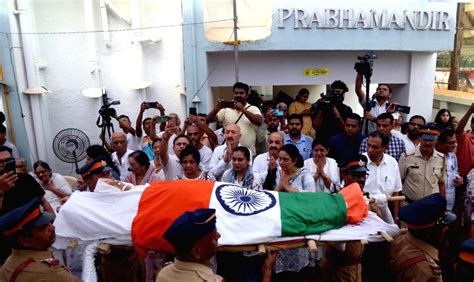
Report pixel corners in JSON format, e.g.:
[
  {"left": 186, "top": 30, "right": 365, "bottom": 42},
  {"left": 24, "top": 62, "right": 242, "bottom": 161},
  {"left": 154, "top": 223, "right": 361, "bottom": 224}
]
[
  {"left": 354, "top": 52, "right": 377, "bottom": 78},
  {"left": 98, "top": 89, "right": 120, "bottom": 121},
  {"left": 319, "top": 90, "right": 345, "bottom": 106}
]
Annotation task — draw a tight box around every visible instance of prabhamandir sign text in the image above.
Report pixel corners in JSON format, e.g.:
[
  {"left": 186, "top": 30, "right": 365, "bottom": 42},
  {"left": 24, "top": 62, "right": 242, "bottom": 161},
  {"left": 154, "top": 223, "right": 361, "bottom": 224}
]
[{"left": 278, "top": 8, "right": 451, "bottom": 31}]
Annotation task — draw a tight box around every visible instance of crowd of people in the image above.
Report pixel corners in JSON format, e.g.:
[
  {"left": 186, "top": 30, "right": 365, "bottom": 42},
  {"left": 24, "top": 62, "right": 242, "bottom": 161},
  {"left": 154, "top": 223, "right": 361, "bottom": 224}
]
[{"left": 0, "top": 74, "right": 473, "bottom": 281}]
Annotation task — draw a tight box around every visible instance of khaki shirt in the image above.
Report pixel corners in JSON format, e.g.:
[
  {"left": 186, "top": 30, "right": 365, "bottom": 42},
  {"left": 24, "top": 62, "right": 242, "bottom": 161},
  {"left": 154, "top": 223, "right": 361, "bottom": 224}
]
[
  {"left": 216, "top": 106, "right": 262, "bottom": 155},
  {"left": 0, "top": 249, "right": 80, "bottom": 282},
  {"left": 325, "top": 241, "right": 364, "bottom": 282},
  {"left": 156, "top": 259, "right": 223, "bottom": 282},
  {"left": 388, "top": 233, "right": 442, "bottom": 282},
  {"left": 399, "top": 147, "right": 446, "bottom": 201}
]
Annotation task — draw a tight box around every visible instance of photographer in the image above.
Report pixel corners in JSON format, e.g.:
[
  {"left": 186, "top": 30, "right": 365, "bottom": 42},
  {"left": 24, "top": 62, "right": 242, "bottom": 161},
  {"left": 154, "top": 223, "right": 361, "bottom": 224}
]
[
  {"left": 311, "top": 80, "right": 353, "bottom": 143},
  {"left": 135, "top": 102, "right": 163, "bottom": 160},
  {"left": 355, "top": 72, "right": 395, "bottom": 134},
  {"left": 206, "top": 82, "right": 263, "bottom": 156},
  {"left": 0, "top": 146, "right": 54, "bottom": 264}
]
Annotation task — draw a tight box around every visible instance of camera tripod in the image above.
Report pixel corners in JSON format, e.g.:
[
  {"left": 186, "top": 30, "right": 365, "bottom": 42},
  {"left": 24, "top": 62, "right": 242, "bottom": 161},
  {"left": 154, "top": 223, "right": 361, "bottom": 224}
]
[
  {"left": 355, "top": 53, "right": 376, "bottom": 136},
  {"left": 96, "top": 114, "right": 115, "bottom": 148}
]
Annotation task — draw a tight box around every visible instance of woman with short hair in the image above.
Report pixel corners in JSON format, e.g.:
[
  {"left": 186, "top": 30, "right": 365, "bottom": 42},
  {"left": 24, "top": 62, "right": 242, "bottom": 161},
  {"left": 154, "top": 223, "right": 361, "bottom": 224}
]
[
  {"left": 174, "top": 146, "right": 215, "bottom": 180},
  {"left": 33, "top": 161, "right": 72, "bottom": 212},
  {"left": 125, "top": 150, "right": 161, "bottom": 185},
  {"left": 274, "top": 144, "right": 315, "bottom": 278}
]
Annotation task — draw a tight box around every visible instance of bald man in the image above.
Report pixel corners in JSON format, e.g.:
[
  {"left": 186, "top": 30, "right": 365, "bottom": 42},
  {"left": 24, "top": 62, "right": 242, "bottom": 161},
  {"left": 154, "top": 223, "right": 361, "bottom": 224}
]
[
  {"left": 253, "top": 131, "right": 284, "bottom": 174},
  {"left": 111, "top": 132, "right": 134, "bottom": 181},
  {"left": 209, "top": 124, "right": 252, "bottom": 180}
]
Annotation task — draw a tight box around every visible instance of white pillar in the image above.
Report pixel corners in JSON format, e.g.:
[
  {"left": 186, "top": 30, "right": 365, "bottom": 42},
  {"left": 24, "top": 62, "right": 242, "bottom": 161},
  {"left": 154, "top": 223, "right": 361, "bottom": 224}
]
[
  {"left": 15, "top": 0, "right": 51, "bottom": 163},
  {"left": 406, "top": 52, "right": 437, "bottom": 121}
]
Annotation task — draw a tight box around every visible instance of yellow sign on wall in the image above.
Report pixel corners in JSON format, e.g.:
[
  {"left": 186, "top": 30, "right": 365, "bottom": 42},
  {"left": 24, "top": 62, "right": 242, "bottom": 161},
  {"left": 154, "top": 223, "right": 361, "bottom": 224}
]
[{"left": 304, "top": 68, "right": 330, "bottom": 76}]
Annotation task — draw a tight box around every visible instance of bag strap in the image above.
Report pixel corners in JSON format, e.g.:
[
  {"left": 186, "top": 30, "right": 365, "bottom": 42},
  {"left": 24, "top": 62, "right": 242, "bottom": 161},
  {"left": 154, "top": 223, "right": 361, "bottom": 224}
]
[
  {"left": 10, "top": 258, "right": 36, "bottom": 282},
  {"left": 234, "top": 105, "right": 252, "bottom": 125}
]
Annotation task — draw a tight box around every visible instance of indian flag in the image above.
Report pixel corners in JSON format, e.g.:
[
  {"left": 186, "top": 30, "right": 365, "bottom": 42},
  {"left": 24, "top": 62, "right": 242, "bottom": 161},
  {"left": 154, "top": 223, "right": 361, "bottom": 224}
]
[{"left": 131, "top": 180, "right": 367, "bottom": 255}]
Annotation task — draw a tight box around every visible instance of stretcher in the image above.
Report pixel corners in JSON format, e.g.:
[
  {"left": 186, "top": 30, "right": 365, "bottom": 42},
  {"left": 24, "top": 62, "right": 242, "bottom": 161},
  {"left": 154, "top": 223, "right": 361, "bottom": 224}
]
[{"left": 52, "top": 179, "right": 401, "bottom": 281}]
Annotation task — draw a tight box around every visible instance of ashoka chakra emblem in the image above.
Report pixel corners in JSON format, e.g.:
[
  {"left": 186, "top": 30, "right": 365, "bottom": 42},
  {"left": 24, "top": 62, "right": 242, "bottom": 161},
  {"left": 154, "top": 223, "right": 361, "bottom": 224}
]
[{"left": 215, "top": 184, "right": 276, "bottom": 216}]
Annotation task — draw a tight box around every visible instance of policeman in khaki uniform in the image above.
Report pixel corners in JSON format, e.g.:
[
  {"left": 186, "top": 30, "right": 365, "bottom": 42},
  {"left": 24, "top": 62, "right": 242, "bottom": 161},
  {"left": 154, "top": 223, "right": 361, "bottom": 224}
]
[
  {"left": 323, "top": 155, "right": 369, "bottom": 282},
  {"left": 157, "top": 208, "right": 223, "bottom": 282},
  {"left": 388, "top": 193, "right": 455, "bottom": 281},
  {"left": 399, "top": 124, "right": 446, "bottom": 202},
  {"left": 0, "top": 198, "right": 80, "bottom": 282}
]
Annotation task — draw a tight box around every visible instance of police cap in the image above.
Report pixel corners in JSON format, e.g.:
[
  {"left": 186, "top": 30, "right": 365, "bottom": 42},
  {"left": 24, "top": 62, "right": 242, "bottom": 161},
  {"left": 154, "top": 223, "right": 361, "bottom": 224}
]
[
  {"left": 76, "top": 156, "right": 111, "bottom": 179},
  {"left": 419, "top": 124, "right": 441, "bottom": 141},
  {"left": 339, "top": 154, "right": 368, "bottom": 173},
  {"left": 460, "top": 238, "right": 474, "bottom": 264},
  {"left": 399, "top": 193, "right": 454, "bottom": 229},
  {"left": 164, "top": 208, "right": 217, "bottom": 253},
  {"left": 0, "top": 198, "right": 55, "bottom": 237}
]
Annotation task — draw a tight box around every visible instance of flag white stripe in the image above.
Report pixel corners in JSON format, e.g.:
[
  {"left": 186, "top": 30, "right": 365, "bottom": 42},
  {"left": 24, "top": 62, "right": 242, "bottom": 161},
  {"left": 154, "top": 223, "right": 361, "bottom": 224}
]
[{"left": 209, "top": 183, "right": 282, "bottom": 245}]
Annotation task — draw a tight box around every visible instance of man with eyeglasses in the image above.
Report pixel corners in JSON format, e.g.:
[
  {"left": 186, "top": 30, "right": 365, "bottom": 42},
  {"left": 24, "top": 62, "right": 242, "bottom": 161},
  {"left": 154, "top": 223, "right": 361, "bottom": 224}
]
[
  {"left": 0, "top": 145, "right": 54, "bottom": 264},
  {"left": 400, "top": 115, "right": 426, "bottom": 152},
  {"left": 110, "top": 132, "right": 133, "bottom": 181},
  {"left": 355, "top": 73, "right": 396, "bottom": 134}
]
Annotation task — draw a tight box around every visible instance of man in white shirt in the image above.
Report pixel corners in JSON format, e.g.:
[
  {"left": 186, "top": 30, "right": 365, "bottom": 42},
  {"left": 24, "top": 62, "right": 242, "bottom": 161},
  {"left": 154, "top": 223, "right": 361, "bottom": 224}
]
[
  {"left": 253, "top": 132, "right": 285, "bottom": 191},
  {"left": 209, "top": 124, "right": 251, "bottom": 180},
  {"left": 110, "top": 132, "right": 134, "bottom": 181},
  {"left": 253, "top": 132, "right": 284, "bottom": 174},
  {"left": 160, "top": 127, "right": 191, "bottom": 180},
  {"left": 400, "top": 115, "right": 426, "bottom": 152},
  {"left": 363, "top": 131, "right": 402, "bottom": 223},
  {"left": 115, "top": 114, "right": 140, "bottom": 151},
  {"left": 181, "top": 116, "right": 218, "bottom": 170},
  {"left": 355, "top": 73, "right": 396, "bottom": 134}
]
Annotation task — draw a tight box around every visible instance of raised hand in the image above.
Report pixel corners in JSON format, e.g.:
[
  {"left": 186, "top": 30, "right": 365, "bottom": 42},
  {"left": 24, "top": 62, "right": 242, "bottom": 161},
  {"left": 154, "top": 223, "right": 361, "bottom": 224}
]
[{"left": 0, "top": 171, "right": 18, "bottom": 194}]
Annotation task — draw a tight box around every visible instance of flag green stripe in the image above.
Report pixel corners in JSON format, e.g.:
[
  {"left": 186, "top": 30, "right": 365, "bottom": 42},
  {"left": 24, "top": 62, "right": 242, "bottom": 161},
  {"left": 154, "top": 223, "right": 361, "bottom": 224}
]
[{"left": 279, "top": 192, "right": 347, "bottom": 236}]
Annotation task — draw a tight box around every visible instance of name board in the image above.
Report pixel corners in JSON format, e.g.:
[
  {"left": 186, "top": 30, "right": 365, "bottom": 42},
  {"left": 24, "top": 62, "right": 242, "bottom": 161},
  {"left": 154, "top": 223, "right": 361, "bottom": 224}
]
[
  {"left": 278, "top": 8, "right": 450, "bottom": 31},
  {"left": 304, "top": 68, "right": 330, "bottom": 76}
]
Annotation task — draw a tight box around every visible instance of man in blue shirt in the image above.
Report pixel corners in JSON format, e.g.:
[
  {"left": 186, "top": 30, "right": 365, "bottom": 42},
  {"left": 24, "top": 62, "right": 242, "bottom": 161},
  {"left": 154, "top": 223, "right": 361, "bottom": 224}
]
[
  {"left": 284, "top": 114, "right": 313, "bottom": 160},
  {"left": 435, "top": 129, "right": 464, "bottom": 211},
  {"left": 328, "top": 113, "right": 365, "bottom": 165},
  {"left": 359, "top": 113, "right": 406, "bottom": 161}
]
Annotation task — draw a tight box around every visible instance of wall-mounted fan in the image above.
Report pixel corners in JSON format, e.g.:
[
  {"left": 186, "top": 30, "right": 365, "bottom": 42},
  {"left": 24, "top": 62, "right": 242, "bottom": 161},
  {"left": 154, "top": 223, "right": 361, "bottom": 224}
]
[{"left": 52, "top": 128, "right": 90, "bottom": 170}]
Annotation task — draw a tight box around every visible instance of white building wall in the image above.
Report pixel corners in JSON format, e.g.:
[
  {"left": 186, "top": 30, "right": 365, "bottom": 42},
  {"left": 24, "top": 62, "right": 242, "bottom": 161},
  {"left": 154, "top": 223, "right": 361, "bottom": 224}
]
[
  {"left": 406, "top": 53, "right": 438, "bottom": 120},
  {"left": 11, "top": 0, "right": 184, "bottom": 175},
  {"left": 207, "top": 51, "right": 414, "bottom": 116}
]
